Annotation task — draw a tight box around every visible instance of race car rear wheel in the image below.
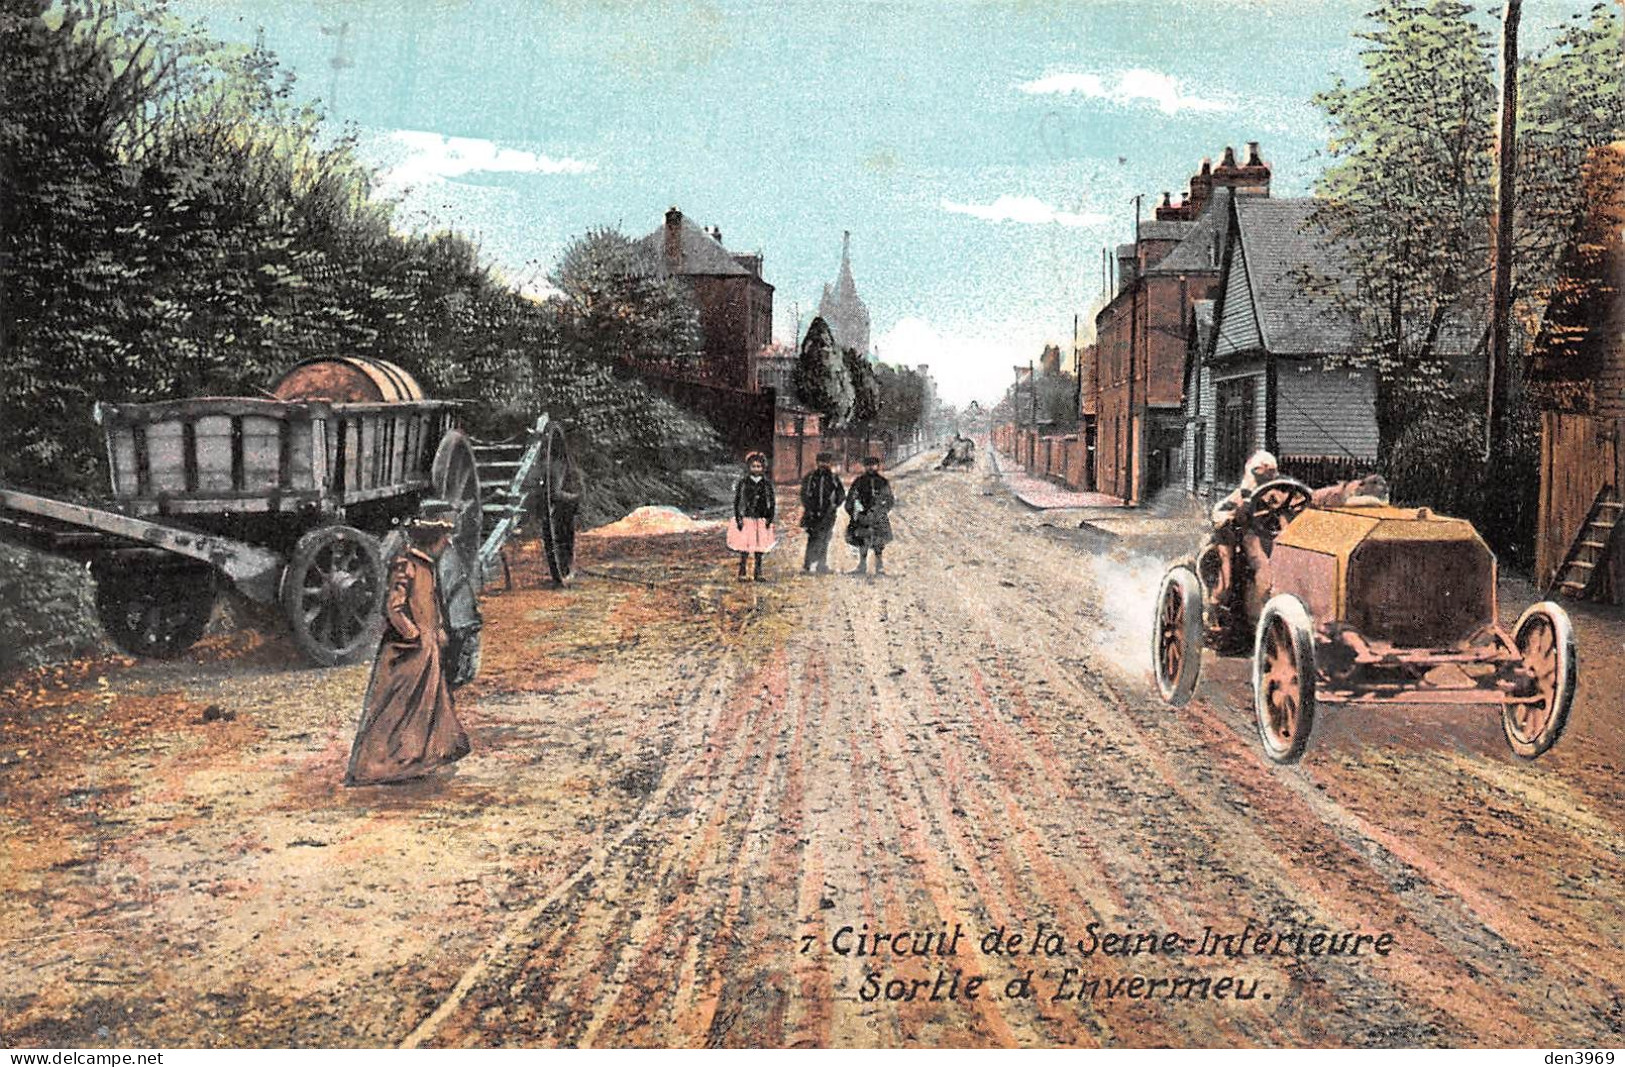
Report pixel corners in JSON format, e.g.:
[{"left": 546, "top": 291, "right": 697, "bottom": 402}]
[
  {"left": 1503, "top": 601, "right": 1576, "bottom": 759},
  {"left": 1152, "top": 565, "right": 1204, "bottom": 706},
  {"left": 1253, "top": 594, "right": 1317, "bottom": 764}
]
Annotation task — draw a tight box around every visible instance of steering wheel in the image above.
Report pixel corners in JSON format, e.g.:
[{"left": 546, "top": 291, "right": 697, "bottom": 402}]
[{"left": 1245, "top": 478, "right": 1313, "bottom": 540}]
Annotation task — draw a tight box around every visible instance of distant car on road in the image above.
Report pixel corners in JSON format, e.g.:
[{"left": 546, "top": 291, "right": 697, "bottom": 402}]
[
  {"left": 1151, "top": 479, "right": 1576, "bottom": 763},
  {"left": 939, "top": 435, "right": 976, "bottom": 469}
]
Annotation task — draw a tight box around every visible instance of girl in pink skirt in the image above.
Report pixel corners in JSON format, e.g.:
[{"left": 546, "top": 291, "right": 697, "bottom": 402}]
[{"left": 728, "top": 451, "right": 777, "bottom": 581}]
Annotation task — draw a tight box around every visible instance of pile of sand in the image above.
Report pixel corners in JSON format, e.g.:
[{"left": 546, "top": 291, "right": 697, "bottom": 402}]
[{"left": 586, "top": 505, "right": 724, "bottom": 538}]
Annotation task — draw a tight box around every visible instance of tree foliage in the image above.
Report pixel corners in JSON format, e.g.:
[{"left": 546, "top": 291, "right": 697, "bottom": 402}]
[
  {"left": 843, "top": 347, "right": 881, "bottom": 425},
  {"left": 547, "top": 228, "right": 704, "bottom": 375},
  {"left": 794, "top": 317, "right": 853, "bottom": 426},
  {"left": 873, "top": 362, "right": 926, "bottom": 436},
  {"left": 0, "top": 0, "right": 720, "bottom": 510},
  {"left": 1307, "top": 0, "right": 1625, "bottom": 560}
]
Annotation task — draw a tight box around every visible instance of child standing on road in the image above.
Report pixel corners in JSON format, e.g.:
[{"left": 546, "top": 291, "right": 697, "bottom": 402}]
[
  {"left": 728, "top": 451, "right": 776, "bottom": 581},
  {"left": 844, "top": 456, "right": 895, "bottom": 576}
]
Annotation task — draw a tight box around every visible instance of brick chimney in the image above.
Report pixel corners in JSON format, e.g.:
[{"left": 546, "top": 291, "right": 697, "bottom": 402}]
[
  {"left": 1209, "top": 143, "right": 1271, "bottom": 199},
  {"left": 706, "top": 224, "right": 723, "bottom": 243},
  {"left": 1154, "top": 190, "right": 1193, "bottom": 222},
  {"left": 664, "top": 207, "right": 683, "bottom": 269},
  {"left": 1186, "top": 157, "right": 1214, "bottom": 219}
]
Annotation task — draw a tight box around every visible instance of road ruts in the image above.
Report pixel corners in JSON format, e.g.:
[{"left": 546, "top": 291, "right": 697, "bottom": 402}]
[{"left": 405, "top": 453, "right": 1625, "bottom": 1048}]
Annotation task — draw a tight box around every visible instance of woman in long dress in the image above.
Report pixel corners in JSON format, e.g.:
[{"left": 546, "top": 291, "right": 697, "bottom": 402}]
[
  {"left": 344, "top": 502, "right": 471, "bottom": 786},
  {"left": 727, "top": 451, "right": 776, "bottom": 581}
]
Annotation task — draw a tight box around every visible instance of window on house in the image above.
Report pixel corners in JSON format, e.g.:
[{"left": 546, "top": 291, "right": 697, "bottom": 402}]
[{"left": 1215, "top": 376, "right": 1257, "bottom": 485}]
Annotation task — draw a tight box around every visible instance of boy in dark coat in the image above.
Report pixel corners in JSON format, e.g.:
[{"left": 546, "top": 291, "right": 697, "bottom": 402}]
[
  {"left": 844, "top": 456, "right": 895, "bottom": 576},
  {"left": 799, "top": 451, "right": 844, "bottom": 575}
]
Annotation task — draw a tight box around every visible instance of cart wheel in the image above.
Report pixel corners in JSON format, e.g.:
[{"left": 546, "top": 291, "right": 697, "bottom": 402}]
[
  {"left": 1503, "top": 601, "right": 1577, "bottom": 759},
  {"left": 539, "top": 420, "right": 582, "bottom": 586},
  {"left": 1152, "top": 565, "right": 1204, "bottom": 706},
  {"left": 281, "top": 525, "right": 385, "bottom": 667},
  {"left": 431, "top": 429, "right": 483, "bottom": 570},
  {"left": 94, "top": 567, "right": 216, "bottom": 660},
  {"left": 1253, "top": 594, "right": 1317, "bottom": 764}
]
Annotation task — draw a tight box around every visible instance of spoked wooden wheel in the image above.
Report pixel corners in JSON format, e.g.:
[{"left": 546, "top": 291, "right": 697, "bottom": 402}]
[
  {"left": 281, "top": 525, "right": 385, "bottom": 666},
  {"left": 539, "top": 420, "right": 582, "bottom": 586},
  {"left": 93, "top": 565, "right": 216, "bottom": 659},
  {"left": 1152, "top": 565, "right": 1204, "bottom": 706},
  {"left": 1503, "top": 602, "right": 1577, "bottom": 759},
  {"left": 432, "top": 429, "right": 484, "bottom": 570},
  {"left": 1252, "top": 594, "right": 1318, "bottom": 764}
]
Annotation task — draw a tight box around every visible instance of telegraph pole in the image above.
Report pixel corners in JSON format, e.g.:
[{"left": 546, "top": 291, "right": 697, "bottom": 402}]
[
  {"left": 1486, "top": 0, "right": 1522, "bottom": 464},
  {"left": 1073, "top": 313, "right": 1082, "bottom": 422}
]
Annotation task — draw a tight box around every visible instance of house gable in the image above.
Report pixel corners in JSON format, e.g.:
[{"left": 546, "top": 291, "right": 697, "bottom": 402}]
[{"left": 1213, "top": 220, "right": 1263, "bottom": 360}]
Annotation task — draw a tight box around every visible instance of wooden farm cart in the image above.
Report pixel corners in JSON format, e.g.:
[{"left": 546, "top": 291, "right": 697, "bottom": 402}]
[{"left": 0, "top": 357, "right": 582, "bottom": 668}]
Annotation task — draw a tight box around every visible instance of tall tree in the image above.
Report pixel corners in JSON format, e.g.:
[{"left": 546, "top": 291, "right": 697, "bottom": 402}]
[
  {"left": 1306, "top": 0, "right": 1624, "bottom": 551},
  {"left": 547, "top": 228, "right": 704, "bottom": 374},
  {"left": 844, "top": 347, "right": 881, "bottom": 425},
  {"left": 1311, "top": 0, "right": 1495, "bottom": 448},
  {"left": 794, "top": 317, "right": 853, "bottom": 426}
]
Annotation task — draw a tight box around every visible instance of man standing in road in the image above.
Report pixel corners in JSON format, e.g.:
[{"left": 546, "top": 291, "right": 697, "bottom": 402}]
[
  {"left": 844, "top": 455, "right": 895, "bottom": 576},
  {"left": 799, "top": 451, "right": 844, "bottom": 575}
]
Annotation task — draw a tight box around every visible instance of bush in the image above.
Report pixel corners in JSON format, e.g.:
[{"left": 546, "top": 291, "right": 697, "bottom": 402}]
[{"left": 0, "top": 544, "right": 104, "bottom": 672}]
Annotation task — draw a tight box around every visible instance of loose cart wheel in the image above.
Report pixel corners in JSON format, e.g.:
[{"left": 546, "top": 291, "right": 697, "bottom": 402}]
[
  {"left": 1252, "top": 594, "right": 1318, "bottom": 764},
  {"left": 94, "top": 566, "right": 216, "bottom": 660},
  {"left": 1152, "top": 565, "right": 1204, "bottom": 706},
  {"left": 1502, "top": 602, "right": 1577, "bottom": 759},
  {"left": 281, "top": 525, "right": 385, "bottom": 667},
  {"left": 431, "top": 429, "right": 484, "bottom": 570},
  {"left": 539, "top": 420, "right": 582, "bottom": 586}
]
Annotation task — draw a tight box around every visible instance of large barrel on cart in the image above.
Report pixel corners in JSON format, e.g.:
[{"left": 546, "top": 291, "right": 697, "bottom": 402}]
[{"left": 0, "top": 357, "right": 582, "bottom": 669}]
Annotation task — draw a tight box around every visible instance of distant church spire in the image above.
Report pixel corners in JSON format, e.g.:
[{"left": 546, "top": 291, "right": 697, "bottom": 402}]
[{"left": 818, "top": 230, "right": 871, "bottom": 356}]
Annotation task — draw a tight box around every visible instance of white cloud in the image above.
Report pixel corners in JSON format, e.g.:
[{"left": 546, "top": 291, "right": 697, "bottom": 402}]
[
  {"left": 371, "top": 129, "right": 596, "bottom": 196},
  {"left": 875, "top": 317, "right": 1062, "bottom": 408},
  {"left": 940, "top": 195, "right": 1106, "bottom": 228},
  {"left": 1017, "top": 68, "right": 1230, "bottom": 115}
]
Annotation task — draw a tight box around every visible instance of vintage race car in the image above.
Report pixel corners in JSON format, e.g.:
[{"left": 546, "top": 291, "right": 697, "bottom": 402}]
[{"left": 1151, "top": 478, "right": 1576, "bottom": 764}]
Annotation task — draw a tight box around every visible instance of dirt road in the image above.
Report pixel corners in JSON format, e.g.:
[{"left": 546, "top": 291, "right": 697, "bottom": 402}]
[{"left": 4, "top": 452, "right": 1624, "bottom": 1047}]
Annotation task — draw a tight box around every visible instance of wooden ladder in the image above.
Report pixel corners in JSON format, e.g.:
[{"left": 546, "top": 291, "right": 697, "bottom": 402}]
[
  {"left": 1547, "top": 484, "right": 1623, "bottom": 599},
  {"left": 471, "top": 415, "right": 553, "bottom": 589}
]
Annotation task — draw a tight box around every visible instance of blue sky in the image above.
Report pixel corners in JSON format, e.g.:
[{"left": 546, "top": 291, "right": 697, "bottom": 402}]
[{"left": 180, "top": 0, "right": 1590, "bottom": 406}]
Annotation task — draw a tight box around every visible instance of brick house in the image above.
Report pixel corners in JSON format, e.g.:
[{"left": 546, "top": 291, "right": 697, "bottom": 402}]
[
  {"left": 638, "top": 207, "right": 774, "bottom": 391},
  {"left": 1192, "top": 195, "right": 1378, "bottom": 492},
  {"left": 1091, "top": 144, "right": 1270, "bottom": 504}
]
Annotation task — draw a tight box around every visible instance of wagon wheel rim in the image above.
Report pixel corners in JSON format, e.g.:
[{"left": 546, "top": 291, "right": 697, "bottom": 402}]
[
  {"left": 296, "top": 538, "right": 378, "bottom": 650},
  {"left": 540, "top": 422, "right": 580, "bottom": 584},
  {"left": 1262, "top": 617, "right": 1301, "bottom": 748},
  {"left": 432, "top": 431, "right": 483, "bottom": 568},
  {"left": 1157, "top": 581, "right": 1186, "bottom": 687},
  {"left": 1512, "top": 615, "right": 1558, "bottom": 741}
]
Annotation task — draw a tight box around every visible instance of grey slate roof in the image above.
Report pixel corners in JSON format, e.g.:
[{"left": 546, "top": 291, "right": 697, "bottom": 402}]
[
  {"left": 1224, "top": 196, "right": 1483, "bottom": 359},
  {"left": 1229, "top": 196, "right": 1362, "bottom": 357},
  {"left": 1146, "top": 188, "right": 1232, "bottom": 276},
  {"left": 1137, "top": 219, "right": 1197, "bottom": 243},
  {"left": 636, "top": 216, "right": 755, "bottom": 277}
]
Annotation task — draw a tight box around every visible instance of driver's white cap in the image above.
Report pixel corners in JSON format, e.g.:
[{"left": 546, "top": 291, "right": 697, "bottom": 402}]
[{"left": 1246, "top": 450, "right": 1279, "bottom": 474}]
